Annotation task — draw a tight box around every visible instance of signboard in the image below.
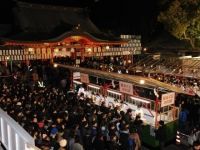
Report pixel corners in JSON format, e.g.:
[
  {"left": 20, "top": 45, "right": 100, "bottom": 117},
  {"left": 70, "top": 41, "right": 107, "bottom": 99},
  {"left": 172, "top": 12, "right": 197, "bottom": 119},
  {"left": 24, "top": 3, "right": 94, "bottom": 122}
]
[
  {"left": 161, "top": 92, "right": 175, "bottom": 107},
  {"left": 76, "top": 59, "right": 80, "bottom": 65},
  {"left": 119, "top": 81, "right": 133, "bottom": 95},
  {"left": 80, "top": 73, "right": 89, "bottom": 83},
  {"left": 73, "top": 72, "right": 80, "bottom": 80}
]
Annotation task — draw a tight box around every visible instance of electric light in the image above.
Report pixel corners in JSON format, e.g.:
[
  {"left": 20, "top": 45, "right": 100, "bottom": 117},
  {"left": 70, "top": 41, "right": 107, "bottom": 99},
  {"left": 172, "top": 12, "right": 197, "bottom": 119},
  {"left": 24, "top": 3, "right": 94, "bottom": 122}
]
[
  {"left": 53, "top": 64, "right": 58, "bottom": 68},
  {"left": 106, "top": 46, "right": 110, "bottom": 50},
  {"left": 139, "top": 79, "right": 145, "bottom": 84}
]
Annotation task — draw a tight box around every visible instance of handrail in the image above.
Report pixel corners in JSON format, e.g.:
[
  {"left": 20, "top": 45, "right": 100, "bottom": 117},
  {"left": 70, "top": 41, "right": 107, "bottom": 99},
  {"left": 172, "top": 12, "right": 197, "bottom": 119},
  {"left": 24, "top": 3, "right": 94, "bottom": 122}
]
[
  {"left": 26, "top": 143, "right": 41, "bottom": 150},
  {"left": 129, "top": 95, "right": 155, "bottom": 117},
  {"left": 0, "top": 108, "right": 40, "bottom": 150},
  {"left": 57, "top": 64, "right": 187, "bottom": 94}
]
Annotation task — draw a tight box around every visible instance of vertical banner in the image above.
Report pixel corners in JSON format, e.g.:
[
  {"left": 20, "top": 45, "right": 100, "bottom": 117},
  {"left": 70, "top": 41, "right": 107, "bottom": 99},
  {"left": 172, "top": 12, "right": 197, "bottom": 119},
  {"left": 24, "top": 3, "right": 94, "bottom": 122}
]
[
  {"left": 119, "top": 81, "right": 133, "bottom": 95},
  {"left": 18, "top": 50, "right": 21, "bottom": 55},
  {"left": 76, "top": 59, "right": 80, "bottom": 65},
  {"left": 161, "top": 92, "right": 175, "bottom": 107},
  {"left": 80, "top": 73, "right": 89, "bottom": 83},
  {"left": 25, "top": 55, "right": 27, "bottom": 60}
]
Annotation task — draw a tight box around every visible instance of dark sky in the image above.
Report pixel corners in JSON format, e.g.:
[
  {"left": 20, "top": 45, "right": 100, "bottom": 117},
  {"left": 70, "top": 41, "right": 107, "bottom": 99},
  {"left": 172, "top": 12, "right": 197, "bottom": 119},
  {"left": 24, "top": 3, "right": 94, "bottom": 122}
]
[
  {"left": 89, "top": 0, "right": 158, "bottom": 37},
  {"left": 0, "top": 0, "right": 159, "bottom": 39}
]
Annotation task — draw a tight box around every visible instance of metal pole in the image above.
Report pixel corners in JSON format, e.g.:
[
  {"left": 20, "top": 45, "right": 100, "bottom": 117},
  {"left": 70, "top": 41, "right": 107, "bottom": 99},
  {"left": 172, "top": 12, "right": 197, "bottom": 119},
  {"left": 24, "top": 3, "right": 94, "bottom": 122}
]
[
  {"left": 155, "top": 97, "right": 159, "bottom": 127},
  {"left": 10, "top": 58, "right": 13, "bottom": 73},
  {"left": 70, "top": 70, "right": 73, "bottom": 90}
]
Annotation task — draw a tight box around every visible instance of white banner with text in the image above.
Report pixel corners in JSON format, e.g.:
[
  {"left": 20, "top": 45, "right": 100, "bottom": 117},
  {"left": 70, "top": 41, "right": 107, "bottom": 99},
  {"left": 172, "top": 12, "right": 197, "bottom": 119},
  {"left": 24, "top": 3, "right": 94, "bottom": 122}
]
[
  {"left": 161, "top": 92, "right": 175, "bottom": 107},
  {"left": 119, "top": 81, "right": 133, "bottom": 95}
]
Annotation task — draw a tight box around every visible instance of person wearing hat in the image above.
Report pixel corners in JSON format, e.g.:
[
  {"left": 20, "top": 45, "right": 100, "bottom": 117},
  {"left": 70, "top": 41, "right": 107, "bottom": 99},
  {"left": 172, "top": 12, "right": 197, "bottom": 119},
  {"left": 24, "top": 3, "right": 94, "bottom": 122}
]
[
  {"left": 50, "top": 125, "right": 58, "bottom": 138},
  {"left": 155, "top": 120, "right": 166, "bottom": 150}
]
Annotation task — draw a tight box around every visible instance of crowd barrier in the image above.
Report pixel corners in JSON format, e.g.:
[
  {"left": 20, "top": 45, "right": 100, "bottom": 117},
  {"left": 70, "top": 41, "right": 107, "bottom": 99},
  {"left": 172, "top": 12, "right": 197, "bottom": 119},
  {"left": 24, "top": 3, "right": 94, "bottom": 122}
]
[{"left": 0, "top": 108, "right": 40, "bottom": 150}]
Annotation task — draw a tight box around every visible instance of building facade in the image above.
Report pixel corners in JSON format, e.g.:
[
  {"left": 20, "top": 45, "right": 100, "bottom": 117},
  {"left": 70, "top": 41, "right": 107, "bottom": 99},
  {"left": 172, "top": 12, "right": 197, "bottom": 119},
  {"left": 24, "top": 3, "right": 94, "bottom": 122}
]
[{"left": 0, "top": 1, "right": 142, "bottom": 66}]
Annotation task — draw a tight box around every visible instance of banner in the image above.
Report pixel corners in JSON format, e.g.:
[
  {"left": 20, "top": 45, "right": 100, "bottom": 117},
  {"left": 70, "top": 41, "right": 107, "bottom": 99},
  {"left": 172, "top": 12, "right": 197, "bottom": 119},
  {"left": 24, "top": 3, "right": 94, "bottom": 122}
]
[
  {"left": 119, "top": 81, "right": 133, "bottom": 95},
  {"left": 161, "top": 92, "right": 175, "bottom": 107},
  {"left": 80, "top": 73, "right": 89, "bottom": 83},
  {"left": 73, "top": 72, "right": 80, "bottom": 80}
]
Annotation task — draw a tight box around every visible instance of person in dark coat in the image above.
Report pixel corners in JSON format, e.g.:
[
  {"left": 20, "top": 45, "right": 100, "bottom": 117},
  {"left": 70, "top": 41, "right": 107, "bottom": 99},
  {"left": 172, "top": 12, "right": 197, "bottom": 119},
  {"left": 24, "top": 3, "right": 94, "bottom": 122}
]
[
  {"left": 124, "top": 108, "right": 133, "bottom": 124},
  {"left": 92, "top": 133, "right": 105, "bottom": 150},
  {"left": 134, "top": 115, "right": 143, "bottom": 138},
  {"left": 155, "top": 120, "right": 166, "bottom": 150},
  {"left": 107, "top": 135, "right": 120, "bottom": 150},
  {"left": 119, "top": 123, "right": 130, "bottom": 150}
]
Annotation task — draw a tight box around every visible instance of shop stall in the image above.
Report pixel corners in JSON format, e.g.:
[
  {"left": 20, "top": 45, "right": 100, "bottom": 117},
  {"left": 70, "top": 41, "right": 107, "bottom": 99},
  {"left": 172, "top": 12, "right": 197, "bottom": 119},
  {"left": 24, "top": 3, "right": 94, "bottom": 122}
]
[{"left": 63, "top": 65, "right": 183, "bottom": 148}]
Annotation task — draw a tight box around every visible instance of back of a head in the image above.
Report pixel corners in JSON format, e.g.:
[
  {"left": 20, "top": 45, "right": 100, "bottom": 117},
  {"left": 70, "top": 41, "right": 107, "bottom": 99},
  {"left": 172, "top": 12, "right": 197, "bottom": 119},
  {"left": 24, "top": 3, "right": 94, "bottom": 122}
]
[
  {"left": 75, "top": 135, "right": 80, "bottom": 143},
  {"left": 159, "top": 120, "right": 164, "bottom": 126}
]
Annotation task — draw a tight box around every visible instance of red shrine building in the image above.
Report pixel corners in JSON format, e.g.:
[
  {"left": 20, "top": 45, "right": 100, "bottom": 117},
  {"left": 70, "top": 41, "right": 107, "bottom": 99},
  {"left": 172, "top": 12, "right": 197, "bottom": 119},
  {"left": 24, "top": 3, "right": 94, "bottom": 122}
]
[{"left": 0, "top": 1, "right": 142, "bottom": 65}]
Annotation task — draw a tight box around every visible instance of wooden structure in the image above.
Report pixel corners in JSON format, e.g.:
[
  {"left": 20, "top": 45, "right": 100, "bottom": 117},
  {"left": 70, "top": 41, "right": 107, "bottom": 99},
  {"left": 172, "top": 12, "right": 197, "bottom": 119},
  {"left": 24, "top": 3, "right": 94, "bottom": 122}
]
[
  {"left": 0, "top": 1, "right": 128, "bottom": 64},
  {"left": 61, "top": 64, "right": 180, "bottom": 148},
  {"left": 57, "top": 64, "right": 187, "bottom": 94}
]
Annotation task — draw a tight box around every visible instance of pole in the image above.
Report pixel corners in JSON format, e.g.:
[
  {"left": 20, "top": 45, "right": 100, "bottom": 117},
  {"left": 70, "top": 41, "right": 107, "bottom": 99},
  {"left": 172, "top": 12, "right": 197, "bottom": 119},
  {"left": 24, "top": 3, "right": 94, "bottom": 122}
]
[
  {"left": 154, "top": 88, "right": 159, "bottom": 127},
  {"left": 10, "top": 58, "right": 13, "bottom": 73},
  {"left": 155, "top": 98, "right": 158, "bottom": 127},
  {"left": 70, "top": 70, "right": 73, "bottom": 90},
  {"left": 155, "top": 97, "right": 160, "bottom": 127}
]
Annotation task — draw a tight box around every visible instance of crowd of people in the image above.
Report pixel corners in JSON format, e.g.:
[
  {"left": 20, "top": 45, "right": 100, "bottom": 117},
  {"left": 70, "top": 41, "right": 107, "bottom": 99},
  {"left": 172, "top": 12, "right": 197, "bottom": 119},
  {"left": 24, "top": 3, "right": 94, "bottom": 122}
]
[
  {"left": 0, "top": 61, "right": 145, "bottom": 150},
  {"left": 145, "top": 73, "right": 200, "bottom": 96},
  {"left": 54, "top": 56, "right": 200, "bottom": 96},
  {"left": 176, "top": 94, "right": 200, "bottom": 148},
  {"left": 54, "top": 57, "right": 200, "bottom": 148},
  {"left": 0, "top": 79, "right": 144, "bottom": 150},
  {"left": 1, "top": 58, "right": 200, "bottom": 149}
]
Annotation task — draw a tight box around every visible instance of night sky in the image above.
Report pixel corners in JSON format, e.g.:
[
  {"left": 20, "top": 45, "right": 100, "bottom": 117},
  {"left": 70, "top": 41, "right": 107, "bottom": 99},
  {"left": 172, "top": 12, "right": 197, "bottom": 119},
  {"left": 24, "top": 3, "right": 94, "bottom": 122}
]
[{"left": 0, "top": 0, "right": 159, "bottom": 40}]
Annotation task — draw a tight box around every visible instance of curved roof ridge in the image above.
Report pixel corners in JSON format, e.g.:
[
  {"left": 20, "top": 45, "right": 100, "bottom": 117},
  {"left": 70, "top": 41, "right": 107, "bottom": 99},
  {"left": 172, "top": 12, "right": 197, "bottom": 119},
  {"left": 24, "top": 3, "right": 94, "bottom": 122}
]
[{"left": 16, "top": 0, "right": 84, "bottom": 11}]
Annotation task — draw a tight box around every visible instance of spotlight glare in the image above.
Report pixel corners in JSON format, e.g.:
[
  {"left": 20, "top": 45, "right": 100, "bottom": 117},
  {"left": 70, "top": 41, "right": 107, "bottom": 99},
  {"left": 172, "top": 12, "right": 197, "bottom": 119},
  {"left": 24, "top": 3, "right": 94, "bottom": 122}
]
[
  {"left": 54, "top": 64, "right": 58, "bottom": 68},
  {"left": 140, "top": 79, "right": 145, "bottom": 84}
]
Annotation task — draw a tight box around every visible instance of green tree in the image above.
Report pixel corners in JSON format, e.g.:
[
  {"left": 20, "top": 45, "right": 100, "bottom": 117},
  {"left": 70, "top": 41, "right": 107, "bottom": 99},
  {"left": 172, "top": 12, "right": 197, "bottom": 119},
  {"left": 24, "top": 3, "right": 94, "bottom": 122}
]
[{"left": 158, "top": 0, "right": 200, "bottom": 48}]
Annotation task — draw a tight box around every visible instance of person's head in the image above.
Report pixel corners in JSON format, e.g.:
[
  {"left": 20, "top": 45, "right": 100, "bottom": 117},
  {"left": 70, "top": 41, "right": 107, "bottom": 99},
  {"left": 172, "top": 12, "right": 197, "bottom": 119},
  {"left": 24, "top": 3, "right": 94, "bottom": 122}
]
[
  {"left": 136, "top": 114, "right": 141, "bottom": 120},
  {"left": 110, "top": 123, "right": 115, "bottom": 130},
  {"left": 74, "top": 135, "right": 81, "bottom": 143},
  {"left": 59, "top": 139, "right": 67, "bottom": 148},
  {"left": 56, "top": 117, "right": 62, "bottom": 124},
  {"left": 110, "top": 135, "right": 117, "bottom": 142},
  {"left": 92, "top": 121, "right": 97, "bottom": 127},
  {"left": 125, "top": 123, "right": 129, "bottom": 130},
  {"left": 50, "top": 127, "right": 58, "bottom": 137},
  {"left": 137, "top": 104, "right": 142, "bottom": 109},
  {"left": 127, "top": 108, "right": 132, "bottom": 115},
  {"left": 193, "top": 141, "right": 200, "bottom": 150},
  {"left": 158, "top": 120, "right": 164, "bottom": 127}
]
